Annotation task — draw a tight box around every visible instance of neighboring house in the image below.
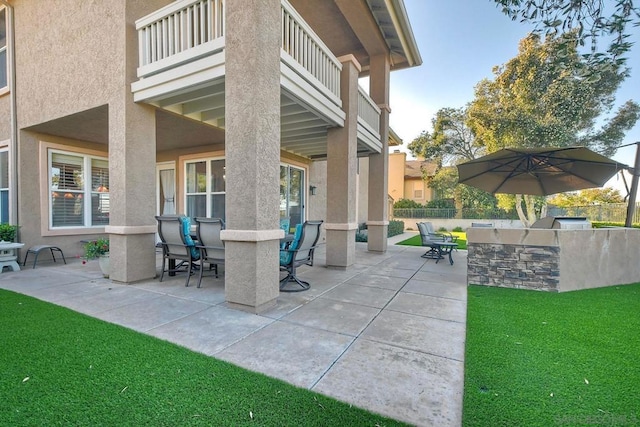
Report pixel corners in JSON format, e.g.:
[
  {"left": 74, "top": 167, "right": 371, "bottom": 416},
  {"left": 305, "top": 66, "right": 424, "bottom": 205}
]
[
  {"left": 0, "top": 0, "right": 421, "bottom": 312},
  {"left": 388, "top": 151, "right": 437, "bottom": 205}
]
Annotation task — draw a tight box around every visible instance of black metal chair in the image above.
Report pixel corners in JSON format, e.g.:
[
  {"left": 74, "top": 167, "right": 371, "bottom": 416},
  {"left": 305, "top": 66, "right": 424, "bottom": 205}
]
[
  {"left": 279, "top": 220, "right": 323, "bottom": 292},
  {"left": 417, "top": 222, "right": 445, "bottom": 259},
  {"left": 155, "top": 215, "right": 200, "bottom": 287},
  {"left": 194, "top": 217, "right": 225, "bottom": 288}
]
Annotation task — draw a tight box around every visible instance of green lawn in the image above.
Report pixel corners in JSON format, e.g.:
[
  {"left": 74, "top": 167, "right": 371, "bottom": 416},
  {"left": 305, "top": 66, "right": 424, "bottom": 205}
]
[
  {"left": 0, "top": 289, "right": 406, "bottom": 426},
  {"left": 396, "top": 231, "right": 467, "bottom": 250},
  {"left": 463, "top": 284, "right": 640, "bottom": 426}
]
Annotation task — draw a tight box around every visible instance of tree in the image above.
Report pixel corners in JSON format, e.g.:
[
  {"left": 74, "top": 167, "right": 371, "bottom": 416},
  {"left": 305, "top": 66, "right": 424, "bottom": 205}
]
[
  {"left": 494, "top": 0, "right": 640, "bottom": 69},
  {"left": 548, "top": 188, "right": 624, "bottom": 207},
  {"left": 408, "top": 107, "right": 482, "bottom": 164},
  {"left": 468, "top": 33, "right": 640, "bottom": 225}
]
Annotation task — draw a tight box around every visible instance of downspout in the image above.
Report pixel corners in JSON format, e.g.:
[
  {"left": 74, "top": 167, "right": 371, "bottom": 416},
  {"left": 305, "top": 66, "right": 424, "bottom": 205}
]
[{"left": 0, "top": 1, "right": 17, "bottom": 229}]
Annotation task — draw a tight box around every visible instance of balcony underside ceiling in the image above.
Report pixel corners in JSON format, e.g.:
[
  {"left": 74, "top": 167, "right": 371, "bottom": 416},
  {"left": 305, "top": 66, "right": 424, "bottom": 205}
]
[{"left": 140, "top": 76, "right": 380, "bottom": 159}]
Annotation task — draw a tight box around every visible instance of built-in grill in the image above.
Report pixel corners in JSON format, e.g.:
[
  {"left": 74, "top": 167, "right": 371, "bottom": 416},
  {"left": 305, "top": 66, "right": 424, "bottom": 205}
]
[{"left": 531, "top": 216, "right": 591, "bottom": 229}]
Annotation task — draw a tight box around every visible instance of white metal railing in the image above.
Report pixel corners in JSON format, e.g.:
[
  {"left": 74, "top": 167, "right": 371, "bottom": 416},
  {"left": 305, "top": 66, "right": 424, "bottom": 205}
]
[
  {"left": 137, "top": 0, "right": 224, "bottom": 69},
  {"left": 281, "top": 0, "right": 341, "bottom": 99},
  {"left": 358, "top": 86, "right": 381, "bottom": 132}
]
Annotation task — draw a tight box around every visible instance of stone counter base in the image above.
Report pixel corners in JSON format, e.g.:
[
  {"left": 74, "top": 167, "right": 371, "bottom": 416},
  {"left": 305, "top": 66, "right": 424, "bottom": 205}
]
[
  {"left": 467, "top": 227, "right": 640, "bottom": 292},
  {"left": 468, "top": 244, "right": 560, "bottom": 291}
]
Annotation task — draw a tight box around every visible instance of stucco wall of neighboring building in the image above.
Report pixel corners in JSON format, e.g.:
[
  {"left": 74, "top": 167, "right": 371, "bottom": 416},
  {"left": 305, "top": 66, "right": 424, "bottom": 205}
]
[{"left": 388, "top": 151, "right": 406, "bottom": 203}]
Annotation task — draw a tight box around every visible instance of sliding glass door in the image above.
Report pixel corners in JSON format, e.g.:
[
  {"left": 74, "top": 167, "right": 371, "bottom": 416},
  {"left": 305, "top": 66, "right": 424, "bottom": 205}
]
[{"left": 280, "top": 165, "right": 304, "bottom": 233}]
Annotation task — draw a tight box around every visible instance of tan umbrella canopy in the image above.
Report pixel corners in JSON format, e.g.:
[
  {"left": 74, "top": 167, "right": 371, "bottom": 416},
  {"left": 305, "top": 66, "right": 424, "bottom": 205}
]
[{"left": 456, "top": 147, "right": 626, "bottom": 196}]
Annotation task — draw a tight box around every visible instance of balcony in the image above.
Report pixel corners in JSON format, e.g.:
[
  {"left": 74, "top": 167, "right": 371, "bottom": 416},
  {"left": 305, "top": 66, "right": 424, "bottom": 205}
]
[{"left": 131, "top": 0, "right": 382, "bottom": 159}]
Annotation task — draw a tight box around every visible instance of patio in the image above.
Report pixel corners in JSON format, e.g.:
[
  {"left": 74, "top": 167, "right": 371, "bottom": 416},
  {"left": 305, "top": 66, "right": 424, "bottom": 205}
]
[{"left": 0, "top": 234, "right": 467, "bottom": 426}]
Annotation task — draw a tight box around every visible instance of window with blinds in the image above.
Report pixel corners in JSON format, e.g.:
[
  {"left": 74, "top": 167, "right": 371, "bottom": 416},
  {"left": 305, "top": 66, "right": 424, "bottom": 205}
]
[{"left": 50, "top": 150, "right": 109, "bottom": 228}]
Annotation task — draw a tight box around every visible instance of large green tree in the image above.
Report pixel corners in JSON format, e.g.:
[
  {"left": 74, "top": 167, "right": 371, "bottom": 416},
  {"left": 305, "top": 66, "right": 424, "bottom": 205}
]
[
  {"left": 468, "top": 33, "right": 639, "bottom": 225},
  {"left": 494, "top": 0, "right": 640, "bottom": 68},
  {"left": 548, "top": 188, "right": 624, "bottom": 207},
  {"left": 408, "top": 108, "right": 500, "bottom": 213},
  {"left": 408, "top": 107, "right": 483, "bottom": 163}
]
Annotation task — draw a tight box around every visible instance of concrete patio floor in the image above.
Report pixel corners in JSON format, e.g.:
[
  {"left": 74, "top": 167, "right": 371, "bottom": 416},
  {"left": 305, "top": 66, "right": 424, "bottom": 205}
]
[{"left": 0, "top": 233, "right": 467, "bottom": 426}]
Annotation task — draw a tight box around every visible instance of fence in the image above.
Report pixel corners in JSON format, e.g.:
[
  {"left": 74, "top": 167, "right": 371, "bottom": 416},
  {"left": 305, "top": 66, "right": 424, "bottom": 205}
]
[
  {"left": 393, "top": 203, "right": 640, "bottom": 224},
  {"left": 547, "top": 203, "right": 640, "bottom": 224},
  {"left": 393, "top": 208, "right": 520, "bottom": 220}
]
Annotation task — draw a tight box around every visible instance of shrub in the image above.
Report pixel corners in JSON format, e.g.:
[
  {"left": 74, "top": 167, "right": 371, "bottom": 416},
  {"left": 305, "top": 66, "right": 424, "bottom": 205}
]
[
  {"left": 388, "top": 220, "right": 404, "bottom": 237},
  {"left": 452, "top": 226, "right": 464, "bottom": 232},
  {"left": 0, "top": 224, "right": 18, "bottom": 242},
  {"left": 393, "top": 198, "right": 423, "bottom": 209}
]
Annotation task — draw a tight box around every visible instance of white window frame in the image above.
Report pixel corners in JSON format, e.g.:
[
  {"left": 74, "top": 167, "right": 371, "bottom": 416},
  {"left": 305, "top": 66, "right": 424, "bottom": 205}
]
[
  {"left": 0, "top": 6, "right": 7, "bottom": 92},
  {"left": 48, "top": 148, "right": 109, "bottom": 229},
  {"left": 183, "top": 156, "right": 225, "bottom": 220}
]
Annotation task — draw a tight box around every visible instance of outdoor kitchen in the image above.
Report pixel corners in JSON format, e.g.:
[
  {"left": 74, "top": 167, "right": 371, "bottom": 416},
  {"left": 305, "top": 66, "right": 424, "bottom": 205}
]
[
  {"left": 459, "top": 147, "right": 640, "bottom": 292},
  {"left": 466, "top": 219, "right": 640, "bottom": 292}
]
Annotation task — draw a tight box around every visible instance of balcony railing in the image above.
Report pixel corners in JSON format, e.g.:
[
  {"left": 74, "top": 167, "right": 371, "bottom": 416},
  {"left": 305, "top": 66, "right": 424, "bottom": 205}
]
[
  {"left": 280, "top": 0, "right": 341, "bottom": 100},
  {"left": 357, "top": 87, "right": 381, "bottom": 133},
  {"left": 137, "top": 0, "right": 225, "bottom": 77}
]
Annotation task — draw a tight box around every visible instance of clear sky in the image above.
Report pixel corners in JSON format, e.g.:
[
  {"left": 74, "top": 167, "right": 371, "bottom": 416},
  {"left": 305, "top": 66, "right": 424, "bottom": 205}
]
[{"left": 387, "top": 0, "right": 640, "bottom": 195}]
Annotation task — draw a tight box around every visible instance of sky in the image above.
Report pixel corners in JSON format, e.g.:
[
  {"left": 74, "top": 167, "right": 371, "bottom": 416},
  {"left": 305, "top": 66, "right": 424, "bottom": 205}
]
[{"left": 386, "top": 0, "right": 640, "bottom": 197}]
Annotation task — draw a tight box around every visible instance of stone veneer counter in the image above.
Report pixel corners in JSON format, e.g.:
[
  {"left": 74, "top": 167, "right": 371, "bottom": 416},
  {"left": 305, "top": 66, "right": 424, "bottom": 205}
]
[{"left": 467, "top": 227, "right": 640, "bottom": 292}]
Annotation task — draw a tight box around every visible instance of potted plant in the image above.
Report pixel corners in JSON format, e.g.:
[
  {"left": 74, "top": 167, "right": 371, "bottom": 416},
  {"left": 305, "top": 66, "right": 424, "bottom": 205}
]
[
  {"left": 0, "top": 224, "right": 23, "bottom": 272},
  {"left": 83, "top": 238, "right": 110, "bottom": 277}
]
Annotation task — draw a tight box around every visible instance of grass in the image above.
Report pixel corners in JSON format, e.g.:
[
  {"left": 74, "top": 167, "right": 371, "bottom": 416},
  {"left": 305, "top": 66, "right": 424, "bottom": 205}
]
[
  {"left": 0, "top": 289, "right": 406, "bottom": 426},
  {"left": 396, "top": 231, "right": 467, "bottom": 250},
  {"left": 463, "top": 284, "right": 640, "bottom": 427}
]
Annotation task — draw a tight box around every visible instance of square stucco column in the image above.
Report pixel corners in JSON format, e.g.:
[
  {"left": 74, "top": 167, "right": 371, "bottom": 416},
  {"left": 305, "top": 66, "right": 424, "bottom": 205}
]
[
  {"left": 325, "top": 55, "right": 360, "bottom": 268},
  {"left": 367, "top": 54, "right": 391, "bottom": 252},
  {"left": 106, "top": 102, "right": 158, "bottom": 283},
  {"left": 222, "top": 0, "right": 282, "bottom": 313}
]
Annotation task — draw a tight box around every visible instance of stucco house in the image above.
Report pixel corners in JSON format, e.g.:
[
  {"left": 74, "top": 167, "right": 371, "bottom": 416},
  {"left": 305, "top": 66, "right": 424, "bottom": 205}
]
[
  {"left": 0, "top": 0, "right": 421, "bottom": 312},
  {"left": 388, "top": 151, "right": 437, "bottom": 205}
]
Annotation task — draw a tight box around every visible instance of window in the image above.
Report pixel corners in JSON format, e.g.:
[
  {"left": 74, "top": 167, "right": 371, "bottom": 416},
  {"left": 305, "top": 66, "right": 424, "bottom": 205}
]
[
  {"left": 280, "top": 165, "right": 304, "bottom": 231},
  {"left": 185, "top": 158, "right": 225, "bottom": 220},
  {"left": 0, "top": 149, "right": 8, "bottom": 223},
  {"left": 0, "top": 8, "right": 7, "bottom": 89},
  {"left": 49, "top": 150, "right": 109, "bottom": 228}
]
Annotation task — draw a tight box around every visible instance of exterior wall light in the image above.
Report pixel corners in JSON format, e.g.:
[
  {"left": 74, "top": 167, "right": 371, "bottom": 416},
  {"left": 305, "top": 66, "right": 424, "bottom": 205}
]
[{"left": 309, "top": 185, "right": 317, "bottom": 195}]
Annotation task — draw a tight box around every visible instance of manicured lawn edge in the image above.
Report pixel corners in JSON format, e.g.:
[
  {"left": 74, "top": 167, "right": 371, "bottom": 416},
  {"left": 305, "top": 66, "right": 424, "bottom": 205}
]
[{"left": 0, "top": 289, "right": 407, "bottom": 426}]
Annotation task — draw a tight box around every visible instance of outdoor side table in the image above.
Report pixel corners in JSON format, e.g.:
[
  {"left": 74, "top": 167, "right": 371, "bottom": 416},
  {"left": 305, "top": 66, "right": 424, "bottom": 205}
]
[
  {"left": 432, "top": 242, "right": 457, "bottom": 265},
  {"left": 0, "top": 242, "right": 25, "bottom": 273}
]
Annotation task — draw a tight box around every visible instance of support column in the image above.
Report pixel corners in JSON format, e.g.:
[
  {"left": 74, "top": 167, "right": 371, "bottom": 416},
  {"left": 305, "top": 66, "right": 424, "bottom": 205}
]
[
  {"left": 367, "top": 54, "right": 391, "bottom": 252},
  {"left": 106, "top": 102, "right": 158, "bottom": 283},
  {"left": 221, "top": 0, "right": 281, "bottom": 313},
  {"left": 325, "top": 55, "right": 360, "bottom": 268}
]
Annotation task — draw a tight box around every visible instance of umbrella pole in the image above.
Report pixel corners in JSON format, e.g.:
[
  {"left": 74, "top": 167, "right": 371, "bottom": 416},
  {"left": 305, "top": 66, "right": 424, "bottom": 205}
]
[{"left": 625, "top": 142, "right": 640, "bottom": 228}]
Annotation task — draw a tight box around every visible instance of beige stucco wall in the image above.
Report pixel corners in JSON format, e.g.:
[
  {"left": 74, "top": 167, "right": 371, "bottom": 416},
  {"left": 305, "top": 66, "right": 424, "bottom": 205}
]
[
  {"left": 11, "top": 0, "right": 170, "bottom": 258},
  {"left": 0, "top": 95, "right": 9, "bottom": 139},
  {"left": 388, "top": 151, "right": 406, "bottom": 203},
  {"left": 468, "top": 227, "right": 640, "bottom": 291},
  {"left": 357, "top": 157, "right": 369, "bottom": 225}
]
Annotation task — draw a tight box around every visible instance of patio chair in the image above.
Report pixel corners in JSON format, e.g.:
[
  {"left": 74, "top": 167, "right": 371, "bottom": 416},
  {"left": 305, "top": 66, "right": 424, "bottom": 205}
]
[
  {"left": 155, "top": 215, "right": 200, "bottom": 287},
  {"left": 194, "top": 217, "right": 225, "bottom": 288},
  {"left": 417, "top": 222, "right": 446, "bottom": 259},
  {"left": 423, "top": 221, "right": 457, "bottom": 243},
  {"left": 279, "top": 220, "right": 323, "bottom": 292}
]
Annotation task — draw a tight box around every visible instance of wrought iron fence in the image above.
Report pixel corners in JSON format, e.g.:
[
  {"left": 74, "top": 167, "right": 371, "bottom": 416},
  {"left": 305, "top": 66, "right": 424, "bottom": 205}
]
[
  {"left": 393, "top": 203, "right": 640, "bottom": 223},
  {"left": 393, "top": 208, "right": 519, "bottom": 220},
  {"left": 547, "top": 203, "right": 639, "bottom": 224}
]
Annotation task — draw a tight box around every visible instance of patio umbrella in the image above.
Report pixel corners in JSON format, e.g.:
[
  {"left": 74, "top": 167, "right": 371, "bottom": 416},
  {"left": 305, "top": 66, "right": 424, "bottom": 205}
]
[{"left": 456, "top": 146, "right": 626, "bottom": 196}]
